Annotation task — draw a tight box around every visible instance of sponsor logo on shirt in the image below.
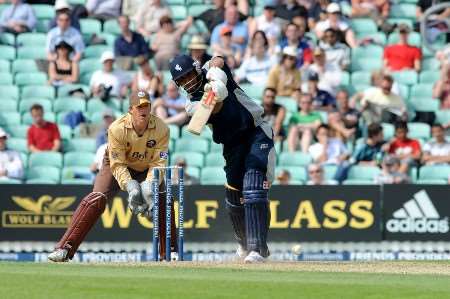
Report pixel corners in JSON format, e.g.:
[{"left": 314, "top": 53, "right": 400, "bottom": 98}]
[
  {"left": 146, "top": 139, "right": 156, "bottom": 148},
  {"left": 160, "top": 151, "right": 168, "bottom": 160}
]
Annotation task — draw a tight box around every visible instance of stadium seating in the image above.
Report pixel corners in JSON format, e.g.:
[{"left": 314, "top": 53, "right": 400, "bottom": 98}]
[
  {"left": 200, "top": 166, "right": 226, "bottom": 185},
  {"left": 29, "top": 152, "right": 63, "bottom": 168}
]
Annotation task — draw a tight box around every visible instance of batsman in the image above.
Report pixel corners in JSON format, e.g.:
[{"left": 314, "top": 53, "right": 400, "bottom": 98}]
[
  {"left": 48, "top": 90, "right": 178, "bottom": 262},
  {"left": 170, "top": 55, "right": 275, "bottom": 263}
]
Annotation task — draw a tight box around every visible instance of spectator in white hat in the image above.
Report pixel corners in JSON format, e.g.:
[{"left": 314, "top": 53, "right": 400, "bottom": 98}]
[
  {"left": 48, "top": 0, "right": 81, "bottom": 31},
  {"left": 0, "top": 128, "right": 24, "bottom": 181},
  {"left": 187, "top": 35, "right": 212, "bottom": 66},
  {"left": 90, "top": 51, "right": 131, "bottom": 99},
  {"left": 315, "top": 3, "right": 357, "bottom": 48}
]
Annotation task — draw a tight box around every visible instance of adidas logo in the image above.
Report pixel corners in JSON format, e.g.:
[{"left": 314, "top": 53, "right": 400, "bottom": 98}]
[{"left": 386, "top": 190, "right": 449, "bottom": 234}]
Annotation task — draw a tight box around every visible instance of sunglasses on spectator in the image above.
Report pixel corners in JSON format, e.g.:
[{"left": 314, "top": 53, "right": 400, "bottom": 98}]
[
  {"left": 309, "top": 169, "right": 322, "bottom": 174},
  {"left": 264, "top": 94, "right": 276, "bottom": 99}
]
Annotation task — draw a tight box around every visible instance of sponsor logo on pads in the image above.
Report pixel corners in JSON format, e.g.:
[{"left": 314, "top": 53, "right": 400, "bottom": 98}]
[{"left": 386, "top": 190, "right": 449, "bottom": 234}]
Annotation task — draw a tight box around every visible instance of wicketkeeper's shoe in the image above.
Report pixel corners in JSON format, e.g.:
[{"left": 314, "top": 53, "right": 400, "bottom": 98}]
[
  {"left": 48, "top": 248, "right": 69, "bottom": 262},
  {"left": 236, "top": 244, "right": 248, "bottom": 259},
  {"left": 244, "top": 251, "right": 266, "bottom": 264},
  {"left": 170, "top": 252, "right": 179, "bottom": 261}
]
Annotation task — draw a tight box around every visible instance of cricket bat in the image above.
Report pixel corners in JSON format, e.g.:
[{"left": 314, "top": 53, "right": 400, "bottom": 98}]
[{"left": 187, "top": 90, "right": 215, "bottom": 135}]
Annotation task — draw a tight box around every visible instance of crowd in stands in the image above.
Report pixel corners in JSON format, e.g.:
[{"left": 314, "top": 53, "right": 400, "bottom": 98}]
[{"left": 0, "top": 0, "right": 449, "bottom": 185}]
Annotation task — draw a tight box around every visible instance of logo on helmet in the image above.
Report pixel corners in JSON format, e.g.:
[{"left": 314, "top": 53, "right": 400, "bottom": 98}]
[
  {"left": 137, "top": 91, "right": 146, "bottom": 98},
  {"left": 175, "top": 64, "right": 182, "bottom": 71}
]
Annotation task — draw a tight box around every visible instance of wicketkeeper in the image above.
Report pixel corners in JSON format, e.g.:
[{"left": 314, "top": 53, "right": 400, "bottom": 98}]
[
  {"left": 48, "top": 90, "right": 178, "bottom": 262},
  {"left": 170, "top": 55, "right": 275, "bottom": 263}
]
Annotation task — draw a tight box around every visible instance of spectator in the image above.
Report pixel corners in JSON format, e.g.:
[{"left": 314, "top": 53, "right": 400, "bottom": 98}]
[
  {"left": 308, "top": 124, "right": 349, "bottom": 165},
  {"left": 287, "top": 93, "right": 322, "bottom": 152},
  {"left": 375, "top": 155, "right": 410, "bottom": 184},
  {"left": 262, "top": 87, "right": 286, "bottom": 141},
  {"left": 328, "top": 90, "right": 359, "bottom": 140},
  {"left": 276, "top": 22, "right": 312, "bottom": 68},
  {"left": 354, "top": 74, "right": 407, "bottom": 124},
  {"left": 172, "top": 157, "right": 199, "bottom": 185},
  {"left": 315, "top": 3, "right": 358, "bottom": 48},
  {"left": 244, "top": 30, "right": 270, "bottom": 58},
  {"left": 248, "top": 0, "right": 282, "bottom": 52},
  {"left": 211, "top": 5, "right": 249, "bottom": 53},
  {"left": 276, "top": 169, "right": 291, "bottom": 185},
  {"left": 0, "top": 128, "right": 24, "bottom": 181},
  {"left": 304, "top": 48, "right": 343, "bottom": 96},
  {"left": 0, "top": 0, "right": 36, "bottom": 34},
  {"left": 95, "top": 109, "right": 115, "bottom": 149},
  {"left": 46, "top": 11, "right": 84, "bottom": 62},
  {"left": 307, "top": 163, "right": 337, "bottom": 185},
  {"left": 422, "top": 124, "right": 450, "bottom": 166},
  {"left": 114, "top": 15, "right": 150, "bottom": 60},
  {"left": 152, "top": 81, "right": 188, "bottom": 126},
  {"left": 195, "top": 0, "right": 247, "bottom": 33},
  {"left": 212, "top": 26, "right": 242, "bottom": 69},
  {"left": 307, "top": 0, "right": 330, "bottom": 29},
  {"left": 387, "top": 121, "right": 421, "bottom": 174},
  {"left": 90, "top": 51, "right": 130, "bottom": 99},
  {"left": 187, "top": 35, "right": 212, "bottom": 66},
  {"left": 275, "top": 0, "right": 308, "bottom": 23},
  {"left": 85, "top": 0, "right": 121, "bottom": 22},
  {"left": 151, "top": 15, "right": 193, "bottom": 70},
  {"left": 135, "top": 0, "right": 171, "bottom": 38},
  {"left": 351, "top": 0, "right": 390, "bottom": 32},
  {"left": 432, "top": 63, "right": 450, "bottom": 109},
  {"left": 236, "top": 34, "right": 276, "bottom": 85},
  {"left": 353, "top": 123, "right": 386, "bottom": 166},
  {"left": 305, "top": 72, "right": 335, "bottom": 111},
  {"left": 267, "top": 46, "right": 302, "bottom": 97},
  {"left": 383, "top": 24, "right": 422, "bottom": 72},
  {"left": 48, "top": 41, "right": 79, "bottom": 86},
  {"left": 48, "top": 0, "right": 81, "bottom": 31},
  {"left": 90, "top": 142, "right": 107, "bottom": 175},
  {"left": 319, "top": 28, "right": 350, "bottom": 70},
  {"left": 27, "top": 104, "right": 61, "bottom": 153},
  {"left": 131, "top": 56, "right": 164, "bottom": 99}
]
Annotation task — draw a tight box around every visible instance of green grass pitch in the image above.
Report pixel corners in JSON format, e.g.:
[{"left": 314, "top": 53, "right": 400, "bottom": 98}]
[{"left": 1, "top": 261, "right": 450, "bottom": 299}]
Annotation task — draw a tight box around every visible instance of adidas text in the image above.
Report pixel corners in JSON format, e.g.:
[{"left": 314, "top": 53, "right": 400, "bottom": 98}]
[{"left": 386, "top": 218, "right": 449, "bottom": 233}]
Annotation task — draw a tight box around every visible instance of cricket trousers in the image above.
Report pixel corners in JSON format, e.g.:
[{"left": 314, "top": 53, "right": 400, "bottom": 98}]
[{"left": 55, "top": 150, "right": 177, "bottom": 260}]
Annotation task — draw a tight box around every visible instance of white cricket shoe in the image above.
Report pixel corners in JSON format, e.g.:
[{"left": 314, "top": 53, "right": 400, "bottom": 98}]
[
  {"left": 170, "top": 252, "right": 179, "bottom": 261},
  {"left": 236, "top": 244, "right": 248, "bottom": 259},
  {"left": 244, "top": 251, "right": 266, "bottom": 264},
  {"left": 48, "top": 248, "right": 69, "bottom": 262}
]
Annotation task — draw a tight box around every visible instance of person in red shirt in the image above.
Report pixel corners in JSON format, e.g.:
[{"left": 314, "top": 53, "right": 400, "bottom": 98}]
[
  {"left": 388, "top": 121, "right": 421, "bottom": 173},
  {"left": 27, "top": 104, "right": 61, "bottom": 152},
  {"left": 383, "top": 24, "right": 422, "bottom": 72}
]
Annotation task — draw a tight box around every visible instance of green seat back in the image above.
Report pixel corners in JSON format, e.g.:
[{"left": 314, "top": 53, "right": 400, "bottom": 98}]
[
  {"left": 171, "top": 151, "right": 204, "bottom": 168},
  {"left": 29, "top": 152, "right": 63, "bottom": 168},
  {"left": 64, "top": 151, "right": 96, "bottom": 167}
]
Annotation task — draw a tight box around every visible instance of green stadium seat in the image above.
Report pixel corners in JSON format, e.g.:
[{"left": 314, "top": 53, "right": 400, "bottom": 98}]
[
  {"left": 80, "top": 18, "right": 102, "bottom": 35},
  {"left": 0, "top": 99, "right": 18, "bottom": 111},
  {"left": 66, "top": 138, "right": 96, "bottom": 152},
  {"left": 391, "top": 70, "right": 418, "bottom": 85},
  {"left": 410, "top": 84, "right": 434, "bottom": 98},
  {"left": 17, "top": 46, "right": 47, "bottom": 59},
  {"left": 407, "top": 122, "right": 430, "bottom": 139},
  {"left": 68, "top": 0, "right": 86, "bottom": 5},
  {"left": 57, "top": 84, "right": 90, "bottom": 97},
  {"left": 29, "top": 152, "right": 63, "bottom": 168},
  {"left": 64, "top": 151, "right": 96, "bottom": 167},
  {"left": 103, "top": 19, "right": 121, "bottom": 35},
  {"left": 410, "top": 98, "right": 439, "bottom": 112},
  {"left": 396, "top": 83, "right": 409, "bottom": 99},
  {"left": 14, "top": 72, "right": 47, "bottom": 87},
  {"left": 0, "top": 59, "right": 10, "bottom": 72},
  {"left": 351, "top": 18, "right": 377, "bottom": 34},
  {"left": 435, "top": 111, "right": 450, "bottom": 124},
  {"left": 180, "top": 125, "right": 212, "bottom": 139},
  {"left": 0, "top": 73, "right": 13, "bottom": 85},
  {"left": 26, "top": 166, "right": 60, "bottom": 183},
  {"left": 323, "top": 165, "right": 337, "bottom": 180},
  {"left": 210, "top": 141, "right": 222, "bottom": 152},
  {"left": 22, "top": 111, "right": 55, "bottom": 125},
  {"left": 53, "top": 97, "right": 86, "bottom": 113},
  {"left": 6, "top": 125, "right": 29, "bottom": 138},
  {"left": 200, "top": 166, "right": 226, "bottom": 185},
  {"left": 58, "top": 124, "right": 72, "bottom": 140},
  {"left": 0, "top": 32, "right": 15, "bottom": 46},
  {"left": 275, "top": 166, "right": 307, "bottom": 182},
  {"left": 390, "top": 4, "right": 416, "bottom": 19},
  {"left": 239, "top": 83, "right": 263, "bottom": 100},
  {"left": 0, "top": 178, "right": 22, "bottom": 184},
  {"left": 278, "top": 152, "right": 312, "bottom": 167},
  {"left": 387, "top": 18, "right": 413, "bottom": 29},
  {"left": 61, "top": 178, "right": 93, "bottom": 184},
  {"left": 79, "top": 58, "right": 102, "bottom": 75},
  {"left": 16, "top": 33, "right": 46, "bottom": 46},
  {"left": 0, "top": 112, "right": 20, "bottom": 126},
  {"left": 167, "top": 0, "right": 185, "bottom": 4},
  {"left": 36, "top": 19, "right": 50, "bottom": 33},
  {"left": 167, "top": 125, "right": 179, "bottom": 139},
  {"left": 347, "top": 166, "right": 380, "bottom": 181},
  {"left": 205, "top": 152, "right": 225, "bottom": 167},
  {"left": 343, "top": 180, "right": 376, "bottom": 185},
  {"left": 84, "top": 45, "right": 112, "bottom": 58},
  {"left": 350, "top": 71, "right": 372, "bottom": 85},
  {"left": 33, "top": 4, "right": 55, "bottom": 19},
  {"left": 355, "top": 32, "right": 387, "bottom": 45},
  {"left": 185, "top": 166, "right": 200, "bottom": 179},
  {"left": 22, "top": 85, "right": 55, "bottom": 100},
  {"left": 276, "top": 97, "right": 297, "bottom": 113},
  {"left": 170, "top": 6, "right": 188, "bottom": 20},
  {"left": 86, "top": 98, "right": 109, "bottom": 116},
  {"left": 175, "top": 138, "right": 209, "bottom": 154},
  {"left": 61, "top": 166, "right": 92, "bottom": 180},
  {"left": 19, "top": 99, "right": 52, "bottom": 113},
  {"left": 416, "top": 179, "right": 447, "bottom": 184},
  {"left": 419, "top": 165, "right": 450, "bottom": 181},
  {"left": 351, "top": 57, "right": 382, "bottom": 72},
  {"left": 0, "top": 45, "right": 15, "bottom": 60},
  {"left": 26, "top": 178, "right": 58, "bottom": 184},
  {"left": 6, "top": 138, "right": 28, "bottom": 153},
  {"left": 341, "top": 71, "right": 350, "bottom": 85},
  {"left": 188, "top": 4, "right": 212, "bottom": 16},
  {"left": 351, "top": 45, "right": 383, "bottom": 60},
  {"left": 171, "top": 151, "right": 204, "bottom": 168},
  {"left": 12, "top": 59, "right": 38, "bottom": 74},
  {"left": 387, "top": 31, "right": 421, "bottom": 47},
  {"left": 422, "top": 58, "right": 440, "bottom": 71},
  {"left": 419, "top": 70, "right": 440, "bottom": 84}
]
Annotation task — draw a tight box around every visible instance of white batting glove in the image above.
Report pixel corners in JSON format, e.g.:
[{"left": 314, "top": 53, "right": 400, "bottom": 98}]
[
  {"left": 208, "top": 80, "right": 228, "bottom": 102},
  {"left": 206, "top": 67, "right": 228, "bottom": 85}
]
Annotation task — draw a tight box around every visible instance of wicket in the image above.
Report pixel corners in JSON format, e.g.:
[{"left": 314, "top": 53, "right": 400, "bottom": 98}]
[{"left": 152, "top": 166, "right": 184, "bottom": 262}]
